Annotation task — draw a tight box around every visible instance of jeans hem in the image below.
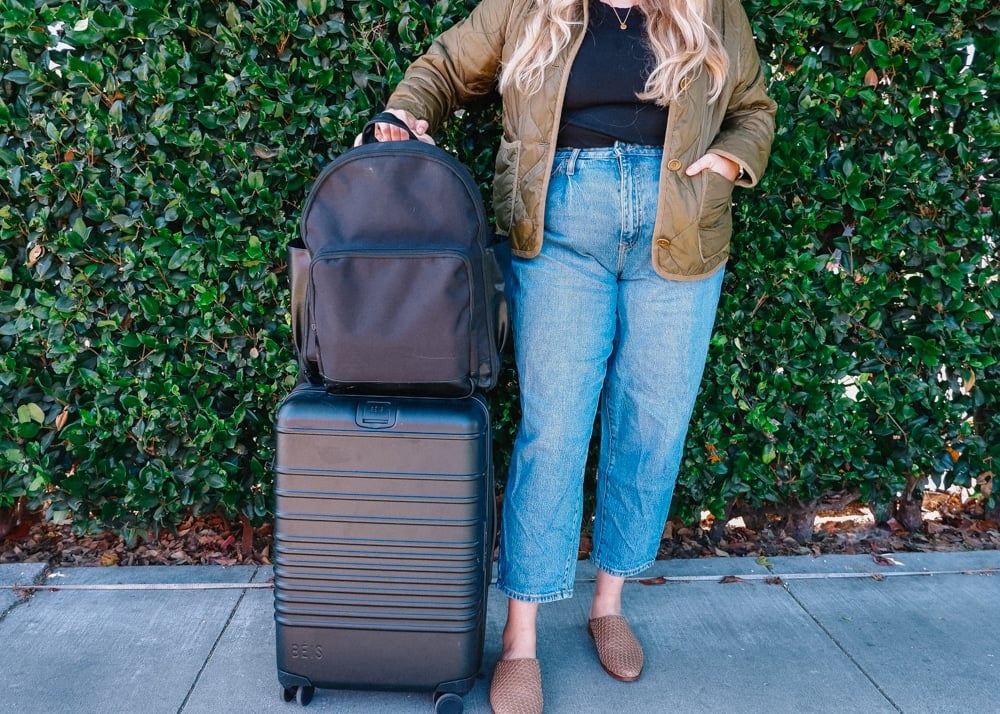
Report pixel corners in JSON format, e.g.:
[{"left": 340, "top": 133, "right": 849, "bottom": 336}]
[
  {"left": 591, "top": 558, "right": 655, "bottom": 579},
  {"left": 495, "top": 582, "right": 575, "bottom": 604}
]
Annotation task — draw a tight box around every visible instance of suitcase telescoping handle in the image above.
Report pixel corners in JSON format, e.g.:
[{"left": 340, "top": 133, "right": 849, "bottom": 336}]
[{"left": 361, "top": 111, "right": 420, "bottom": 144}]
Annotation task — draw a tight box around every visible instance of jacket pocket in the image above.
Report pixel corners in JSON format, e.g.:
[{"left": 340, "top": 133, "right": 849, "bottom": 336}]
[
  {"left": 493, "top": 138, "right": 521, "bottom": 235},
  {"left": 698, "top": 170, "right": 735, "bottom": 263}
]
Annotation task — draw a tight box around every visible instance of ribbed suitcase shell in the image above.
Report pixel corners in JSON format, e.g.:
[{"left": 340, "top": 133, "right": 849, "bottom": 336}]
[{"left": 273, "top": 385, "right": 494, "bottom": 703}]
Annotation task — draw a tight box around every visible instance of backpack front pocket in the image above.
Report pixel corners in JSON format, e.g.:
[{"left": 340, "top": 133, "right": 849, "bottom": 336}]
[{"left": 308, "top": 250, "right": 475, "bottom": 393}]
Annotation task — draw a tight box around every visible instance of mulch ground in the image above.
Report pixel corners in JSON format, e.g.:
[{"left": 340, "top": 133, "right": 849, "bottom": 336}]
[
  {"left": 2, "top": 492, "right": 998, "bottom": 568},
  {"left": 0, "top": 512, "right": 273, "bottom": 568},
  {"left": 654, "top": 493, "right": 1000, "bottom": 560}
]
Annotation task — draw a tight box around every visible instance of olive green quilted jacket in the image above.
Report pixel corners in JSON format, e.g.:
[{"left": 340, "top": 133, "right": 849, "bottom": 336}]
[{"left": 387, "top": 0, "right": 776, "bottom": 280}]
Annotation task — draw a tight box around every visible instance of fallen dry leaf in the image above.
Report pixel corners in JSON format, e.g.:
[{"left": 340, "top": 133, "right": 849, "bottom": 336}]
[
  {"left": 719, "top": 575, "right": 749, "bottom": 584},
  {"left": 765, "top": 576, "right": 784, "bottom": 586},
  {"left": 26, "top": 244, "right": 45, "bottom": 267},
  {"left": 661, "top": 520, "right": 674, "bottom": 540},
  {"left": 239, "top": 513, "right": 254, "bottom": 554},
  {"left": 871, "top": 553, "right": 903, "bottom": 566},
  {"left": 887, "top": 518, "right": 908, "bottom": 534},
  {"left": 638, "top": 576, "right": 667, "bottom": 586}
]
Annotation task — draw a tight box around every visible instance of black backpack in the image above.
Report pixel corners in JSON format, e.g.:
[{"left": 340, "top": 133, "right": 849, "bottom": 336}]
[{"left": 288, "top": 113, "right": 507, "bottom": 397}]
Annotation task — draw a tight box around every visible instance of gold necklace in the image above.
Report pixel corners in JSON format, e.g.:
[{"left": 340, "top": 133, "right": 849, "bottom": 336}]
[{"left": 607, "top": 3, "right": 634, "bottom": 30}]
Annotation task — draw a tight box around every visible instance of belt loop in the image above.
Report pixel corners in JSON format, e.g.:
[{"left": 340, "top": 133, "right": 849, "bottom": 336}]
[{"left": 567, "top": 148, "right": 581, "bottom": 176}]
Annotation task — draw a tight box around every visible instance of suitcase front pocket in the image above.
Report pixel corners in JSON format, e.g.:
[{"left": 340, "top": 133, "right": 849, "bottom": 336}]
[{"left": 308, "top": 251, "right": 474, "bottom": 393}]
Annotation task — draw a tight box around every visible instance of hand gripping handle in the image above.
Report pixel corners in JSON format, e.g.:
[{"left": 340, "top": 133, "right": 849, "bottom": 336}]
[{"left": 361, "top": 111, "right": 419, "bottom": 144}]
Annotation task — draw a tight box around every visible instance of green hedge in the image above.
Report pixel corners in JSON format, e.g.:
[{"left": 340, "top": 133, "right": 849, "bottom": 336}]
[
  {"left": 677, "top": 0, "right": 999, "bottom": 537},
  {"left": 1, "top": 0, "right": 997, "bottom": 540}
]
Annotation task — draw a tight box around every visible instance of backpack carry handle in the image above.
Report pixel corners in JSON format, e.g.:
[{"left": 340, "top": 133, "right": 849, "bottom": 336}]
[{"left": 361, "top": 111, "right": 420, "bottom": 144}]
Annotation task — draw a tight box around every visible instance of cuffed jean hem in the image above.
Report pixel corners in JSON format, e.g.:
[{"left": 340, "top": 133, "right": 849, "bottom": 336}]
[
  {"left": 591, "top": 557, "right": 656, "bottom": 580},
  {"left": 495, "top": 583, "right": 575, "bottom": 604}
]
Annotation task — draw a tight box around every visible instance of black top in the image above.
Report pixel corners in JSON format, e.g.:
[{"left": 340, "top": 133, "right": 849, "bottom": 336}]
[{"left": 557, "top": 0, "right": 669, "bottom": 148}]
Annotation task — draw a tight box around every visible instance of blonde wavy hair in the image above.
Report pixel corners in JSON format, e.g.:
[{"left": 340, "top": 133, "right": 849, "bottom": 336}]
[{"left": 498, "top": 0, "right": 729, "bottom": 105}]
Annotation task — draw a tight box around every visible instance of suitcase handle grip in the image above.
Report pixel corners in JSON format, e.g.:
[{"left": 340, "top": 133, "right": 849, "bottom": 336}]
[{"left": 361, "top": 112, "right": 420, "bottom": 144}]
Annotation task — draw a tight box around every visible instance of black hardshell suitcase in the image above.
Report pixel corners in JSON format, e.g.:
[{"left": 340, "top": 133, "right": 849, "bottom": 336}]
[{"left": 273, "top": 384, "right": 494, "bottom": 712}]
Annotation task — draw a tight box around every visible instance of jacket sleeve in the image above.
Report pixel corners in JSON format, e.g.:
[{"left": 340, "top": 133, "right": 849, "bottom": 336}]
[
  {"left": 386, "top": 0, "right": 516, "bottom": 133},
  {"left": 706, "top": 0, "right": 777, "bottom": 188}
]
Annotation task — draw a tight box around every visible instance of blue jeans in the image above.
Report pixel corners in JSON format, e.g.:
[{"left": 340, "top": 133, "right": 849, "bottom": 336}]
[{"left": 496, "top": 144, "right": 725, "bottom": 603}]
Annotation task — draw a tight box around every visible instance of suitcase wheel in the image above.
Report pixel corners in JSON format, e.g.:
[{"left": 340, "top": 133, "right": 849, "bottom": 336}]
[
  {"left": 433, "top": 692, "right": 463, "bottom": 714},
  {"left": 281, "top": 685, "right": 314, "bottom": 707}
]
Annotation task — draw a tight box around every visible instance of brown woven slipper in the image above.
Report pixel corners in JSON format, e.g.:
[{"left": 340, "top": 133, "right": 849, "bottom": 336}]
[
  {"left": 489, "top": 657, "right": 543, "bottom": 714},
  {"left": 587, "top": 614, "right": 644, "bottom": 682}
]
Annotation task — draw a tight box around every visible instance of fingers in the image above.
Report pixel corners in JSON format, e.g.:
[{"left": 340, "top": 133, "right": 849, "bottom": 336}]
[
  {"left": 685, "top": 152, "right": 740, "bottom": 181},
  {"left": 373, "top": 109, "right": 431, "bottom": 143},
  {"left": 684, "top": 156, "right": 712, "bottom": 176},
  {"left": 373, "top": 122, "right": 435, "bottom": 144},
  {"left": 374, "top": 122, "right": 412, "bottom": 142}
]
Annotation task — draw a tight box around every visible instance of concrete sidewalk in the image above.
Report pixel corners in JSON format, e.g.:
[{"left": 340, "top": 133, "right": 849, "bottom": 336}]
[{"left": 1, "top": 551, "right": 998, "bottom": 714}]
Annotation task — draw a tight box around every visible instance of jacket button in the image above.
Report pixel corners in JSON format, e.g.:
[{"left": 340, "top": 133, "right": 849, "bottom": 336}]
[
  {"left": 656, "top": 238, "right": 671, "bottom": 247},
  {"left": 667, "top": 159, "right": 682, "bottom": 171}
]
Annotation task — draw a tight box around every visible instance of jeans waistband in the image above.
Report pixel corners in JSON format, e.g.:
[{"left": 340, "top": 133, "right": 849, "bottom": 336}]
[
  {"left": 554, "top": 143, "right": 663, "bottom": 176},
  {"left": 555, "top": 143, "right": 663, "bottom": 157}
]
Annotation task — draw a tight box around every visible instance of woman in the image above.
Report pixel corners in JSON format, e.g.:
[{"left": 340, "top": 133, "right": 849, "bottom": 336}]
[{"left": 377, "top": 0, "right": 775, "bottom": 711}]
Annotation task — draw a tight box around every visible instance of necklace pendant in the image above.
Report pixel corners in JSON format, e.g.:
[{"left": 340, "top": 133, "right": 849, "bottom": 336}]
[{"left": 609, "top": 4, "right": 633, "bottom": 30}]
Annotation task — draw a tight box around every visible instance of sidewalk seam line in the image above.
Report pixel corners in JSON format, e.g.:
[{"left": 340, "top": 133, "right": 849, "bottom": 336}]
[
  {"left": 177, "top": 565, "right": 259, "bottom": 714},
  {"left": 0, "top": 563, "right": 53, "bottom": 623},
  {"left": 781, "top": 579, "right": 904, "bottom": 713}
]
